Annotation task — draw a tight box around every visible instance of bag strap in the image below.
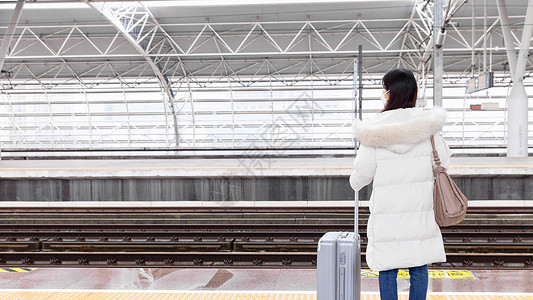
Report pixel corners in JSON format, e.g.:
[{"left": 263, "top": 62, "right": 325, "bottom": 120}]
[{"left": 430, "top": 135, "right": 442, "bottom": 167}]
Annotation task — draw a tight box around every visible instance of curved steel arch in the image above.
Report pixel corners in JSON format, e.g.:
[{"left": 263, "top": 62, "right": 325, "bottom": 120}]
[{"left": 84, "top": 1, "right": 181, "bottom": 146}]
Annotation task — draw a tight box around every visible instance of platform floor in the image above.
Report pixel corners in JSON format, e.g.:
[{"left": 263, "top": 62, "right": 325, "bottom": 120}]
[
  {"left": 0, "top": 268, "right": 532, "bottom": 299},
  {"left": 0, "top": 156, "right": 531, "bottom": 178},
  {"left": 1, "top": 290, "right": 533, "bottom": 300}
]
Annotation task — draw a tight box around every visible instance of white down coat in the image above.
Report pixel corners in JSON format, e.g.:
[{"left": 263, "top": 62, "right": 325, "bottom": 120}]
[{"left": 349, "top": 107, "right": 452, "bottom": 272}]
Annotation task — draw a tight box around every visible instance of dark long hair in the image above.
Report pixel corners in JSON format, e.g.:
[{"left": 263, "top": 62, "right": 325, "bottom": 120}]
[{"left": 381, "top": 69, "right": 418, "bottom": 112}]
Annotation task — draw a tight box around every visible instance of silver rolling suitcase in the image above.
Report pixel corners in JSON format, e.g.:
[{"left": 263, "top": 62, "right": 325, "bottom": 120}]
[
  {"left": 317, "top": 62, "right": 361, "bottom": 300},
  {"left": 317, "top": 230, "right": 361, "bottom": 300},
  {"left": 317, "top": 147, "right": 361, "bottom": 300},
  {"left": 317, "top": 193, "right": 361, "bottom": 300}
]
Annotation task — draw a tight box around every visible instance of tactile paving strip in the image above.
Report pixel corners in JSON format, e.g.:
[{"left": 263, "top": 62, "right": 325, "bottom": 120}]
[{"left": 0, "top": 292, "right": 532, "bottom": 300}]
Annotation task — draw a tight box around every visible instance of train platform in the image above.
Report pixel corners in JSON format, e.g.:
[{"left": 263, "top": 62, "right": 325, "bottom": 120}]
[
  {"left": 0, "top": 156, "right": 531, "bottom": 178},
  {"left": 0, "top": 268, "right": 532, "bottom": 299},
  {"left": 0, "top": 156, "right": 530, "bottom": 202}
]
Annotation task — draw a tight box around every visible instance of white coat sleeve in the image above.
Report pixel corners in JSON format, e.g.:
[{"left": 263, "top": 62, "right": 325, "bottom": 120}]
[
  {"left": 434, "top": 133, "right": 453, "bottom": 169},
  {"left": 349, "top": 144, "right": 377, "bottom": 191}
]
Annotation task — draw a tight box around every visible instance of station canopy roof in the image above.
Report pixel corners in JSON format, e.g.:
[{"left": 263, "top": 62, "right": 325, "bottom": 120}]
[{"left": 0, "top": 0, "right": 528, "bottom": 80}]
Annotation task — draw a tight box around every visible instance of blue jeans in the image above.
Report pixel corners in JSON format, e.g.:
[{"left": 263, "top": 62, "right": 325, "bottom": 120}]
[{"left": 378, "top": 264, "right": 428, "bottom": 300}]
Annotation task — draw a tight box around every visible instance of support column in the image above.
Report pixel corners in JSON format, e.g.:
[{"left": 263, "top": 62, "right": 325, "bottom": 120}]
[
  {"left": 433, "top": 0, "right": 444, "bottom": 107},
  {"left": 496, "top": 0, "right": 517, "bottom": 81},
  {"left": 497, "top": 0, "right": 533, "bottom": 157}
]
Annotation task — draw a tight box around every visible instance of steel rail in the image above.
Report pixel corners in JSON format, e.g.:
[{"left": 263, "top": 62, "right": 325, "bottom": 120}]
[
  {"left": 1, "top": 223, "right": 532, "bottom": 232},
  {"left": 2, "top": 241, "right": 531, "bottom": 253},
  {"left": 0, "top": 251, "right": 530, "bottom": 270},
  {"left": 0, "top": 227, "right": 532, "bottom": 241}
]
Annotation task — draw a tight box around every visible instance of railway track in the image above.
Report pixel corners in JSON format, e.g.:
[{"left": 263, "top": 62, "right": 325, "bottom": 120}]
[{"left": 0, "top": 207, "right": 531, "bottom": 269}]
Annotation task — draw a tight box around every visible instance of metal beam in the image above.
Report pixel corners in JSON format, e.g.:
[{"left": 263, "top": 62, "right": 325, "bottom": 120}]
[
  {"left": 0, "top": 0, "right": 24, "bottom": 72},
  {"left": 0, "top": 15, "right": 503, "bottom": 59}
]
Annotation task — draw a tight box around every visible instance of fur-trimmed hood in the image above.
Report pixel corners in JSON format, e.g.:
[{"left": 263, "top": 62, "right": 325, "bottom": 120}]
[{"left": 354, "top": 107, "right": 447, "bottom": 153}]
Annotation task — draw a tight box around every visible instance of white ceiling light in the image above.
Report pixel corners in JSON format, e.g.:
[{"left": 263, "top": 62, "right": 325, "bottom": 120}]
[
  {"left": 0, "top": 0, "right": 413, "bottom": 10},
  {"left": 0, "top": 2, "right": 87, "bottom": 10},
  {"left": 142, "top": 0, "right": 413, "bottom": 7}
]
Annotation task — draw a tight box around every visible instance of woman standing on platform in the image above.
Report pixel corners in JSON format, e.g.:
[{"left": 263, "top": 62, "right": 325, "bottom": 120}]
[{"left": 349, "top": 69, "right": 452, "bottom": 300}]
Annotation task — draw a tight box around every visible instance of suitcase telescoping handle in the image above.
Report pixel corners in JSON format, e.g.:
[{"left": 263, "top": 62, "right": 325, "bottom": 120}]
[
  {"left": 354, "top": 190, "right": 358, "bottom": 234},
  {"left": 353, "top": 54, "right": 362, "bottom": 300},
  {"left": 354, "top": 142, "right": 358, "bottom": 235},
  {"left": 353, "top": 56, "right": 360, "bottom": 236},
  {"left": 354, "top": 140, "right": 361, "bottom": 300}
]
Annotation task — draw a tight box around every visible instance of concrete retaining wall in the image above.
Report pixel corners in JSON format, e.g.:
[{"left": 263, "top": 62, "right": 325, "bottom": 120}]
[{"left": 0, "top": 176, "right": 530, "bottom": 201}]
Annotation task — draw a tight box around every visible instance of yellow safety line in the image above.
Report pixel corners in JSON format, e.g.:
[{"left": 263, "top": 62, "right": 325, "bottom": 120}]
[
  {"left": 8, "top": 267, "right": 30, "bottom": 272},
  {"left": 0, "top": 267, "right": 34, "bottom": 272},
  {"left": 361, "top": 270, "right": 476, "bottom": 279}
]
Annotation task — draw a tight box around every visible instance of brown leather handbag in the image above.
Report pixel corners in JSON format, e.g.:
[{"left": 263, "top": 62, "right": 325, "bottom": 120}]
[{"left": 430, "top": 136, "right": 468, "bottom": 227}]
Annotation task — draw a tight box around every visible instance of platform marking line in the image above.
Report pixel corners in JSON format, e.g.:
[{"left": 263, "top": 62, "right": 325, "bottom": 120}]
[
  {"left": 361, "top": 270, "right": 475, "bottom": 279},
  {"left": 0, "top": 166, "right": 353, "bottom": 170},
  {"left": 0, "top": 267, "right": 35, "bottom": 272}
]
